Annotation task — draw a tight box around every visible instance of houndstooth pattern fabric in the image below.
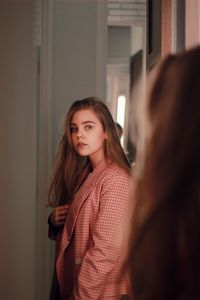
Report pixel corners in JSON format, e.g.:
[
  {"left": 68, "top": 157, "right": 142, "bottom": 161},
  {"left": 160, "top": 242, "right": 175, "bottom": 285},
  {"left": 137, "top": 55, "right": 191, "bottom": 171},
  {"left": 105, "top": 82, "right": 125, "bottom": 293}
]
[{"left": 49, "top": 159, "right": 133, "bottom": 300}]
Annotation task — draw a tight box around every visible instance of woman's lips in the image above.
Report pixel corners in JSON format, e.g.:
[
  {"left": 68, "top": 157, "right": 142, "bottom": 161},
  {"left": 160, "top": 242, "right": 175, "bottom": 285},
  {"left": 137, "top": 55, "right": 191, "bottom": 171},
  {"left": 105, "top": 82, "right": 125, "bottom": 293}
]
[{"left": 76, "top": 142, "right": 87, "bottom": 148}]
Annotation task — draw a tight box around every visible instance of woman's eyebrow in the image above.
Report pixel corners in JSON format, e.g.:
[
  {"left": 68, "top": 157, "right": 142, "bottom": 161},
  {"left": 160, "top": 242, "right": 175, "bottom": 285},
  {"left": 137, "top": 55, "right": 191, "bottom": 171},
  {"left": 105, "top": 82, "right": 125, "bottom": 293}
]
[
  {"left": 82, "top": 121, "right": 95, "bottom": 124},
  {"left": 70, "top": 121, "right": 95, "bottom": 125}
]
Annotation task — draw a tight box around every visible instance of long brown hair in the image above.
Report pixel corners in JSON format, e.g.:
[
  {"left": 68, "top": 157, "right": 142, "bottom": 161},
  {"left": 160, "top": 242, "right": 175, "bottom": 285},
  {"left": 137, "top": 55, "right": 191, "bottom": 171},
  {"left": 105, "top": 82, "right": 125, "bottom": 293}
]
[
  {"left": 128, "top": 47, "right": 200, "bottom": 300},
  {"left": 48, "top": 97, "right": 131, "bottom": 207}
]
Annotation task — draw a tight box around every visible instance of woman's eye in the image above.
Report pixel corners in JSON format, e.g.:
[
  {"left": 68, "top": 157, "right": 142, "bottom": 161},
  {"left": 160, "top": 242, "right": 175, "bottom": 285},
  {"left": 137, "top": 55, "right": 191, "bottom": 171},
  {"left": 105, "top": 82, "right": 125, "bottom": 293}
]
[
  {"left": 70, "top": 127, "right": 77, "bottom": 133},
  {"left": 85, "top": 125, "right": 93, "bottom": 130}
]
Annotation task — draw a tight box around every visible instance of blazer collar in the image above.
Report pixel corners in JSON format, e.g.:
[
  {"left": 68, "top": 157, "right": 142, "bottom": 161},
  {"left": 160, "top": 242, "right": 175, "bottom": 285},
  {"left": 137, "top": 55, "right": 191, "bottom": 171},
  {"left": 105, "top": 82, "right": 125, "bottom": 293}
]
[{"left": 75, "top": 158, "right": 108, "bottom": 199}]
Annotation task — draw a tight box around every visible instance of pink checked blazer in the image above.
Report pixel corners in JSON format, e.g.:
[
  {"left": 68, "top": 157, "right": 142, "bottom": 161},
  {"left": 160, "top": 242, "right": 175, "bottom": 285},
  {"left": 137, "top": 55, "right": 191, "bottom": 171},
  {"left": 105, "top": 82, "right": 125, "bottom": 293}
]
[{"left": 49, "top": 159, "right": 132, "bottom": 300}]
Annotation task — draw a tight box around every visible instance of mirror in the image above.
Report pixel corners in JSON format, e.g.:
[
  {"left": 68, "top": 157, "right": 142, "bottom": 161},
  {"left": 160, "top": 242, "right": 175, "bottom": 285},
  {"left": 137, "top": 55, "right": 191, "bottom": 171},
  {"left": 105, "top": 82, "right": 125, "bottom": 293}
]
[{"left": 106, "top": 0, "right": 146, "bottom": 162}]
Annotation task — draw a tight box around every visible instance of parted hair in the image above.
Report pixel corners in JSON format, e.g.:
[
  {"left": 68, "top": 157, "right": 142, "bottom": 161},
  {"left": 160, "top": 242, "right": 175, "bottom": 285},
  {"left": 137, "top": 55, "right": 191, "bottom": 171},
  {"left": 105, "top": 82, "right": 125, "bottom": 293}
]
[
  {"left": 128, "top": 46, "right": 200, "bottom": 300},
  {"left": 48, "top": 97, "right": 131, "bottom": 207}
]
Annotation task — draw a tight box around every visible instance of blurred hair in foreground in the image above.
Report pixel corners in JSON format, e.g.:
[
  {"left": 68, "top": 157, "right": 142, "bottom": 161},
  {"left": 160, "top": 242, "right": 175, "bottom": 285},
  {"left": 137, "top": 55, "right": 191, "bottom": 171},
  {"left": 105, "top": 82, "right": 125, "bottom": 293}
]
[{"left": 128, "top": 46, "right": 200, "bottom": 300}]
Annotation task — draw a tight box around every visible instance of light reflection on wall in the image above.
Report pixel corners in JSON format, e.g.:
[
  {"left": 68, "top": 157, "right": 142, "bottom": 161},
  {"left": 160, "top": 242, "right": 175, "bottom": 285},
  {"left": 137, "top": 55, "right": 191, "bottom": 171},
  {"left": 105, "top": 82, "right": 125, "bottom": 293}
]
[{"left": 117, "top": 94, "right": 126, "bottom": 146}]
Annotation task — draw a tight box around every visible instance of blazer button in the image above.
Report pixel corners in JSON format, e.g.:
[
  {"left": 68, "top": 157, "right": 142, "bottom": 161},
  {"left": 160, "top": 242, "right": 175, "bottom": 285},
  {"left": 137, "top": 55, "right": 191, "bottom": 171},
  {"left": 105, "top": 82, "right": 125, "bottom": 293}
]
[{"left": 75, "top": 257, "right": 82, "bottom": 265}]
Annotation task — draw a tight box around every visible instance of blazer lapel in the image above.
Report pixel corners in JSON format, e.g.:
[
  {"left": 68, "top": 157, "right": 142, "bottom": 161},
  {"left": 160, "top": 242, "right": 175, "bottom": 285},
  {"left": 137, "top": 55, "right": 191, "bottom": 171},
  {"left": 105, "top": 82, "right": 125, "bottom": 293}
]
[{"left": 58, "top": 159, "right": 109, "bottom": 256}]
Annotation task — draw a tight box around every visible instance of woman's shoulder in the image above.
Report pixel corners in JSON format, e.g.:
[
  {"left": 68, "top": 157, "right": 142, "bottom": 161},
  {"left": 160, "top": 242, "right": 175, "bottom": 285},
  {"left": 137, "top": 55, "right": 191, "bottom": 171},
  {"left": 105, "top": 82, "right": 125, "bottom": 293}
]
[
  {"left": 96, "top": 162, "right": 132, "bottom": 199},
  {"left": 103, "top": 161, "right": 130, "bottom": 181}
]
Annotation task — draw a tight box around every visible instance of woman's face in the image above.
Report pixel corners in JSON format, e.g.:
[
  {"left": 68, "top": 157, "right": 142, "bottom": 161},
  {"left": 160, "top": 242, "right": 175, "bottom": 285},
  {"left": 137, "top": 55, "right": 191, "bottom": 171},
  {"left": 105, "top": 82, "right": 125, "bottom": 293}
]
[{"left": 70, "top": 109, "right": 107, "bottom": 168}]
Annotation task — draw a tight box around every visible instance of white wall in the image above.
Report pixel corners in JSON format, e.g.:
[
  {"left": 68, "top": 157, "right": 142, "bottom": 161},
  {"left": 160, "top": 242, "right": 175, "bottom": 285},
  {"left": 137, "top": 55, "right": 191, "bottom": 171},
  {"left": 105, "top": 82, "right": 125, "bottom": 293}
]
[
  {"left": 50, "top": 0, "right": 107, "bottom": 150},
  {"left": 0, "top": 1, "right": 37, "bottom": 299},
  {"left": 108, "top": 26, "right": 131, "bottom": 59}
]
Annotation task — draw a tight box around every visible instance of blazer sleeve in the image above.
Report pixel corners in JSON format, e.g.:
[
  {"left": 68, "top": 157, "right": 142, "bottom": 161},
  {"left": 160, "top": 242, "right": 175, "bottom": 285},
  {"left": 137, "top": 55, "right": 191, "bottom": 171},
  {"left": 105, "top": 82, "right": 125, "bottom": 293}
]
[{"left": 72, "top": 171, "right": 132, "bottom": 299}]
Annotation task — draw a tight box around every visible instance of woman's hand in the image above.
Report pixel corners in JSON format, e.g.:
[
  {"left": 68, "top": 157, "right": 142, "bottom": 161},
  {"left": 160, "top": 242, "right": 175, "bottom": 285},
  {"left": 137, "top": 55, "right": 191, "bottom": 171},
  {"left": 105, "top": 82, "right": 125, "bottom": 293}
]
[{"left": 49, "top": 204, "right": 70, "bottom": 228}]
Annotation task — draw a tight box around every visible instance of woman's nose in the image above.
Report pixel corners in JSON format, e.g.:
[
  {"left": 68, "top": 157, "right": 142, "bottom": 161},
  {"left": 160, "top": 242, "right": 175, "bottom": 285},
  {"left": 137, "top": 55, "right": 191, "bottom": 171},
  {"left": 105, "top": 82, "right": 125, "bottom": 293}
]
[{"left": 76, "top": 129, "right": 85, "bottom": 138}]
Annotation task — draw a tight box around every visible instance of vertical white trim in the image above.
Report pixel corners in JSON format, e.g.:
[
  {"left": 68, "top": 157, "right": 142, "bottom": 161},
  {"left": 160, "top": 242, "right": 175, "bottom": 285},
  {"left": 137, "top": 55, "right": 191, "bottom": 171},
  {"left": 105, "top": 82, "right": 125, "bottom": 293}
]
[
  {"left": 35, "top": 0, "right": 54, "bottom": 299},
  {"left": 96, "top": 0, "right": 107, "bottom": 100},
  {"left": 34, "top": 0, "right": 42, "bottom": 47},
  {"left": 171, "top": 0, "right": 177, "bottom": 53}
]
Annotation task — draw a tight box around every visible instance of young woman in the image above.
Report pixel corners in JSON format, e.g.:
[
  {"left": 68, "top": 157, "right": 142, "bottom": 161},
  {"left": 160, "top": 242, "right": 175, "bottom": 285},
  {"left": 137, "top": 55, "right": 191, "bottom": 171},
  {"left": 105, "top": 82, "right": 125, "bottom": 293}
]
[
  {"left": 48, "top": 97, "right": 132, "bottom": 299},
  {"left": 128, "top": 46, "right": 200, "bottom": 300}
]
